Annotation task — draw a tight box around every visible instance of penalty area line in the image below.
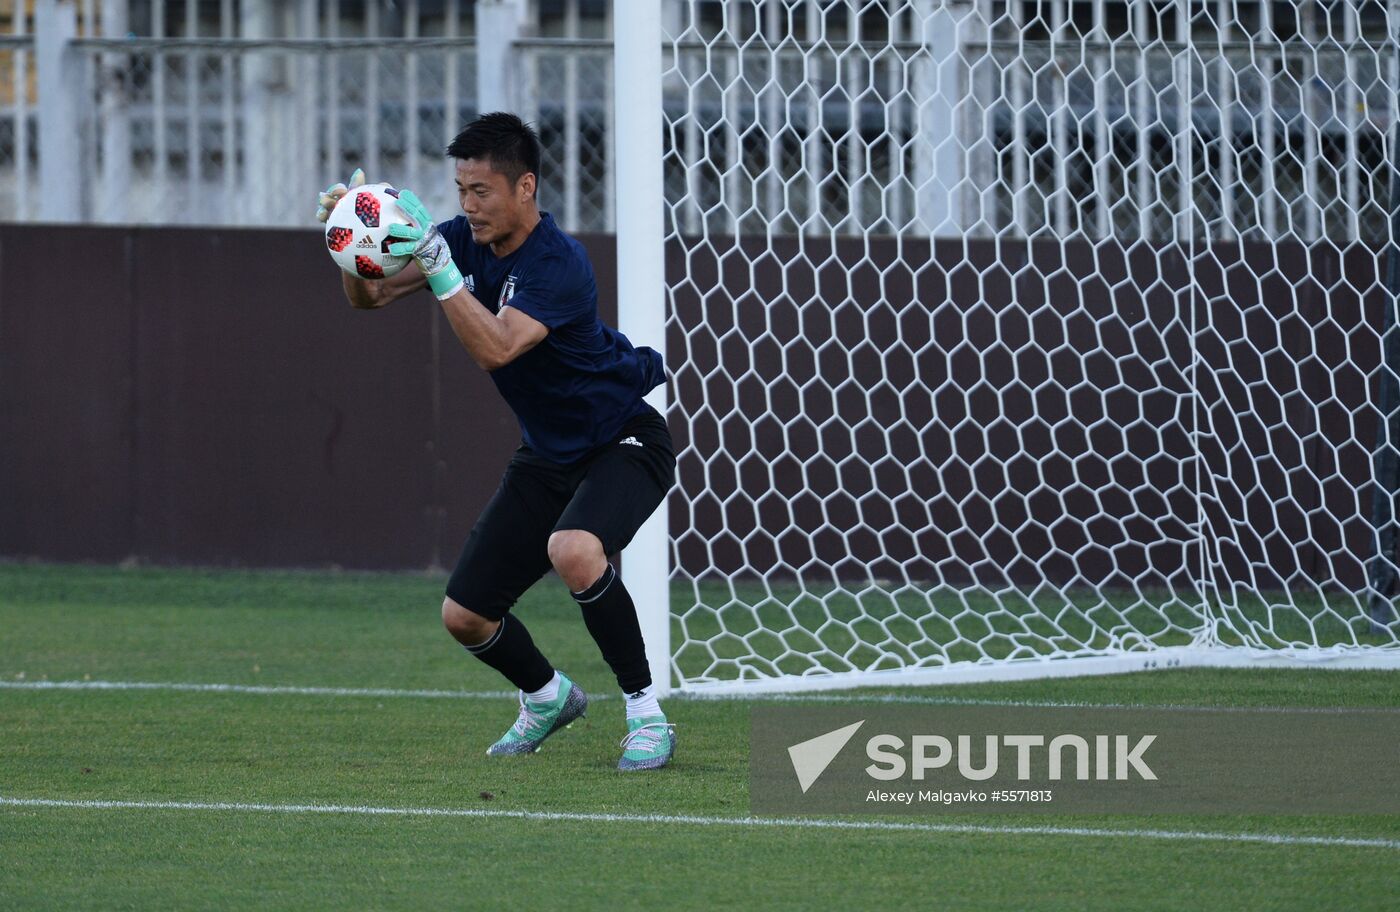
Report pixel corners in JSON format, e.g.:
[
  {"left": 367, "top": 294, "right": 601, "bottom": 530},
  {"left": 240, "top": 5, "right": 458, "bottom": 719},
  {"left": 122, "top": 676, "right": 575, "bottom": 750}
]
[
  {"left": 1, "top": 796, "right": 1396, "bottom": 851},
  {"left": 1, "top": 679, "right": 1395, "bottom": 713},
  {"left": 3, "top": 679, "right": 1395, "bottom": 713}
]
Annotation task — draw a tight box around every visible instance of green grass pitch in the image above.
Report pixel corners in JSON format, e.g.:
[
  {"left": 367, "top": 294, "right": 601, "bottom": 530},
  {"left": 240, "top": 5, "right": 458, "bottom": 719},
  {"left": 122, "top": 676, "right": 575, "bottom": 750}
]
[{"left": 1, "top": 562, "right": 1398, "bottom": 910}]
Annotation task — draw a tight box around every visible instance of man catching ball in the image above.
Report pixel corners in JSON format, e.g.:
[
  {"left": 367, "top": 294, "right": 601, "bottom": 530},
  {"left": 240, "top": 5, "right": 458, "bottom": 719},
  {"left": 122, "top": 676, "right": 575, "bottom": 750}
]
[{"left": 317, "top": 113, "right": 675, "bottom": 771}]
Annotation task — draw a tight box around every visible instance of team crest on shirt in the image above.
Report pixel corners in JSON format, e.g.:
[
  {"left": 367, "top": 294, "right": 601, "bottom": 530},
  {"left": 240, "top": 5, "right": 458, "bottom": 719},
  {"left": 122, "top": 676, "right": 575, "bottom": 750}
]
[{"left": 500, "top": 275, "right": 517, "bottom": 309}]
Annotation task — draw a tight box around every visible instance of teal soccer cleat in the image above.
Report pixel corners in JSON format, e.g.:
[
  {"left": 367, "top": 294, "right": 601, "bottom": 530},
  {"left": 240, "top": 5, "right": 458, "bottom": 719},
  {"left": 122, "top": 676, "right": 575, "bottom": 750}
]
[
  {"left": 486, "top": 673, "right": 589, "bottom": 756},
  {"left": 617, "top": 715, "right": 676, "bottom": 771}
]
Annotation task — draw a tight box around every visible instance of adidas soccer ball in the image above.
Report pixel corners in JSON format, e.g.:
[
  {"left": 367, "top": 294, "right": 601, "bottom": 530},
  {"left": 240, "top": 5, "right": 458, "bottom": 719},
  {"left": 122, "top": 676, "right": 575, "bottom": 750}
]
[{"left": 324, "top": 182, "right": 414, "bottom": 279}]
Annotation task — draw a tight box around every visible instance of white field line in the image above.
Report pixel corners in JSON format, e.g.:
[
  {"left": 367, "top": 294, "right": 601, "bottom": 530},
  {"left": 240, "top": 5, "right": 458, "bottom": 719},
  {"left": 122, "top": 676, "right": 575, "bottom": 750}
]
[
  {"left": 0, "top": 679, "right": 518, "bottom": 700},
  {"left": 2, "top": 796, "right": 1396, "bottom": 851},
  {"left": 2, "top": 678, "right": 1397, "bottom": 713}
]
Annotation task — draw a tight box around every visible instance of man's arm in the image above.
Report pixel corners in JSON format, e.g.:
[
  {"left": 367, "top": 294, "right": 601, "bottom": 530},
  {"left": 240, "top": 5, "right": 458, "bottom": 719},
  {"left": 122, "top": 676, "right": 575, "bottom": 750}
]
[
  {"left": 345, "top": 261, "right": 543, "bottom": 367},
  {"left": 437, "top": 291, "right": 548, "bottom": 370},
  {"left": 342, "top": 260, "right": 429, "bottom": 310},
  {"left": 385, "top": 188, "right": 549, "bottom": 370}
]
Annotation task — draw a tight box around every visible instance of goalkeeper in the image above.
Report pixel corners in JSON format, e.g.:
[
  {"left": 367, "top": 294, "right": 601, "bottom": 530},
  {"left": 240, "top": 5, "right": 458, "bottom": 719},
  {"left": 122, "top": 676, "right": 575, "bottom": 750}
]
[{"left": 317, "top": 113, "right": 675, "bottom": 771}]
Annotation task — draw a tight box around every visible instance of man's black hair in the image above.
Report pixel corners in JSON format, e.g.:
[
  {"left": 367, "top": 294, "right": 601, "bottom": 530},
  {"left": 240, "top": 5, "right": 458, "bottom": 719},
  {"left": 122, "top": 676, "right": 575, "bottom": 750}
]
[{"left": 445, "top": 112, "right": 542, "bottom": 193}]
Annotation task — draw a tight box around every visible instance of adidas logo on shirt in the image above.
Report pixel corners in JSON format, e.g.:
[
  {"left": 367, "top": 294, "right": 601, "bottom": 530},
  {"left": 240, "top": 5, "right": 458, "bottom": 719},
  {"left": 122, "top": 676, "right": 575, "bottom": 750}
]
[{"left": 619, "top": 436, "right": 643, "bottom": 447}]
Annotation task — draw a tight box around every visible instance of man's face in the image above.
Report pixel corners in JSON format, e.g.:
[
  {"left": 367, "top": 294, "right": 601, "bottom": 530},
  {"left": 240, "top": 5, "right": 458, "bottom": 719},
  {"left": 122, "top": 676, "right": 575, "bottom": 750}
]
[{"left": 454, "top": 157, "right": 534, "bottom": 247}]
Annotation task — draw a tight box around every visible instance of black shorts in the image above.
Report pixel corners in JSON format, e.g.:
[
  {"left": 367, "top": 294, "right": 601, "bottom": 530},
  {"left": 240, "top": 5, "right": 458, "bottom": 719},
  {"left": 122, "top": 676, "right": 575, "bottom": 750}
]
[{"left": 444, "top": 407, "right": 675, "bottom": 621}]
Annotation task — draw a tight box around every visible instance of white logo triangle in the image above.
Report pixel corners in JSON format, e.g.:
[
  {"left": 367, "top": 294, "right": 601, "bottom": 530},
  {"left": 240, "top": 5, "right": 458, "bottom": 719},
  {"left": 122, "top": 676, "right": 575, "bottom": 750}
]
[{"left": 787, "top": 720, "right": 865, "bottom": 793}]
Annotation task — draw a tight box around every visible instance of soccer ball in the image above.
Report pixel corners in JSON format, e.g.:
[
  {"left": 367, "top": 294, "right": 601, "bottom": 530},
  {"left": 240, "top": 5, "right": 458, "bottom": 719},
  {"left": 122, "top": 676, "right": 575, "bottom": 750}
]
[{"left": 323, "top": 182, "right": 414, "bottom": 279}]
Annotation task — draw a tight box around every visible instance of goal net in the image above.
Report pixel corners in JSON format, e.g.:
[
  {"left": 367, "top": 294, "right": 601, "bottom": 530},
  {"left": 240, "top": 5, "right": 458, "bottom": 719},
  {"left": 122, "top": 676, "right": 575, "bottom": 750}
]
[{"left": 651, "top": 0, "right": 1400, "bottom": 692}]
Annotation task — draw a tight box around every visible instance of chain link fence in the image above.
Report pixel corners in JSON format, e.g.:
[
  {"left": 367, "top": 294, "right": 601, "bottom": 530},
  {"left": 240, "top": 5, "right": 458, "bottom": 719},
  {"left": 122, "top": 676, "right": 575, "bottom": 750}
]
[
  {"left": 73, "top": 38, "right": 479, "bottom": 225},
  {"left": 525, "top": 42, "right": 614, "bottom": 233},
  {"left": 3, "top": 1, "right": 1396, "bottom": 242},
  {"left": 0, "top": 31, "right": 35, "bottom": 221}
]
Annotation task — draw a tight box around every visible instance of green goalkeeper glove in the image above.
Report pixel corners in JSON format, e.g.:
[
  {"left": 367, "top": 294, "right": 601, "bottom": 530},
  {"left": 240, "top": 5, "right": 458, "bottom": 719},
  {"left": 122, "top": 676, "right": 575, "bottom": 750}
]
[
  {"left": 386, "top": 189, "right": 464, "bottom": 300},
  {"left": 315, "top": 167, "right": 366, "bottom": 222}
]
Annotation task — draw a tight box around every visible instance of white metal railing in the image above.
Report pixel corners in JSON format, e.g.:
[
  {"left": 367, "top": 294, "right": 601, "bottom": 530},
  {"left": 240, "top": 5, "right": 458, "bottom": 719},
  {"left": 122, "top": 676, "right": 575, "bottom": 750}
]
[
  {"left": 0, "top": 30, "right": 34, "bottom": 221},
  {"left": 72, "top": 36, "right": 480, "bottom": 226},
  {"left": 0, "top": 0, "right": 1395, "bottom": 240}
]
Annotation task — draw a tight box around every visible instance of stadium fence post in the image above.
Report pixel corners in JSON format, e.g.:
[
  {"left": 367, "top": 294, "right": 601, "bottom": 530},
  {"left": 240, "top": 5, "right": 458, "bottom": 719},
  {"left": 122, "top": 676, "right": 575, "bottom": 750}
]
[
  {"left": 476, "top": 0, "right": 525, "bottom": 114},
  {"left": 35, "top": 0, "right": 80, "bottom": 221},
  {"left": 613, "top": 3, "right": 671, "bottom": 694}
]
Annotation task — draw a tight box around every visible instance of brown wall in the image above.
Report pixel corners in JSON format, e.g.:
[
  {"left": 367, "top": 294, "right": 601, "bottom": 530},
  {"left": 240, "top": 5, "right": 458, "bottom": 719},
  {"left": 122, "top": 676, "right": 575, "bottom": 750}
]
[
  {"left": 0, "top": 224, "right": 615, "bottom": 570},
  {"left": 0, "top": 225, "right": 1391, "bottom": 589}
]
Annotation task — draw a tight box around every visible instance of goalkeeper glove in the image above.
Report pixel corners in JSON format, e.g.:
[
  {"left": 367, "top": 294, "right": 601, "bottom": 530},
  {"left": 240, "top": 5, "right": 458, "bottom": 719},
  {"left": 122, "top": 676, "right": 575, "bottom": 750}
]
[
  {"left": 315, "top": 167, "right": 366, "bottom": 222},
  {"left": 386, "top": 189, "right": 464, "bottom": 300}
]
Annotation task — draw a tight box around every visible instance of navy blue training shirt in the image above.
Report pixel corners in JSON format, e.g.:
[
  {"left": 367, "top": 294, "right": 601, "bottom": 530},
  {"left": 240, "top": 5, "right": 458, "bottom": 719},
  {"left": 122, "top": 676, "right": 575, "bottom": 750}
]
[{"left": 437, "top": 211, "right": 665, "bottom": 464}]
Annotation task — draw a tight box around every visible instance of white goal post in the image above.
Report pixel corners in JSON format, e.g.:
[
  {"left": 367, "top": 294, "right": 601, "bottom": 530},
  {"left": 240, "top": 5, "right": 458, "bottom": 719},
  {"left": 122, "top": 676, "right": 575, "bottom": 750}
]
[{"left": 616, "top": 0, "right": 1400, "bottom": 696}]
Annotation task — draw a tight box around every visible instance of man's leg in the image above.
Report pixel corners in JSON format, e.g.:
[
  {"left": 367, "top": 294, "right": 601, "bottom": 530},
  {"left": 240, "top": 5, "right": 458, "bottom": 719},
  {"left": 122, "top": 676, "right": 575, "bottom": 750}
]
[
  {"left": 442, "top": 600, "right": 551, "bottom": 694},
  {"left": 548, "top": 530, "right": 652, "bottom": 699},
  {"left": 551, "top": 411, "right": 676, "bottom": 770},
  {"left": 445, "top": 458, "right": 588, "bottom": 755}
]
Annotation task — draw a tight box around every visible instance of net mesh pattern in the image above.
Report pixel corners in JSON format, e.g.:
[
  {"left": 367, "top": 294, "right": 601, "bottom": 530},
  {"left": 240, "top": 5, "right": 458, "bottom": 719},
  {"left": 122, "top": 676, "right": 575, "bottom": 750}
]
[{"left": 658, "top": 0, "right": 1400, "bottom": 688}]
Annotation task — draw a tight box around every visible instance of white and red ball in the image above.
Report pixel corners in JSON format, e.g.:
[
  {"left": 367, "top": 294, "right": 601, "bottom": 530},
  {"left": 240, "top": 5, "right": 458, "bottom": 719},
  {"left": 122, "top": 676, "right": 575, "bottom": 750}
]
[{"left": 323, "top": 182, "right": 414, "bottom": 279}]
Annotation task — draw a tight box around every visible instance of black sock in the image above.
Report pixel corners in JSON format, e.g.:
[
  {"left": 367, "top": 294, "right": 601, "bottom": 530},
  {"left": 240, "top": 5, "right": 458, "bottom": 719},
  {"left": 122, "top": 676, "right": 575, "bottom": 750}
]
[
  {"left": 572, "top": 564, "right": 652, "bottom": 694},
  {"left": 463, "top": 615, "right": 554, "bottom": 693}
]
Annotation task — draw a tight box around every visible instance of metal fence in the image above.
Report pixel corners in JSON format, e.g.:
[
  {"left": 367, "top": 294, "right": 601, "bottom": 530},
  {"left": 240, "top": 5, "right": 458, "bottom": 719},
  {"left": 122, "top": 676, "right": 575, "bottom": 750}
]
[
  {"left": 0, "top": 32, "right": 35, "bottom": 220},
  {"left": 658, "top": 0, "right": 1399, "bottom": 242},
  {"left": 0, "top": 0, "right": 1396, "bottom": 242},
  {"left": 75, "top": 37, "right": 480, "bottom": 225},
  {"left": 0, "top": 0, "right": 619, "bottom": 230}
]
